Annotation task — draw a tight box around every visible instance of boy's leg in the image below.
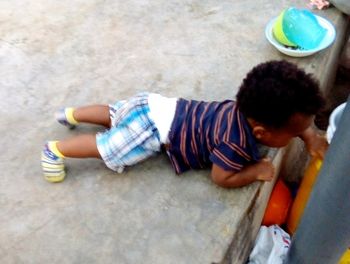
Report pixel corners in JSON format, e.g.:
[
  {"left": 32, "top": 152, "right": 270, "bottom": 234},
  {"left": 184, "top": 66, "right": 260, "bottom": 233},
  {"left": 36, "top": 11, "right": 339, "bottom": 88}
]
[
  {"left": 73, "top": 105, "right": 111, "bottom": 128},
  {"left": 41, "top": 134, "right": 101, "bottom": 183},
  {"left": 56, "top": 134, "right": 101, "bottom": 158},
  {"left": 57, "top": 105, "right": 111, "bottom": 128}
]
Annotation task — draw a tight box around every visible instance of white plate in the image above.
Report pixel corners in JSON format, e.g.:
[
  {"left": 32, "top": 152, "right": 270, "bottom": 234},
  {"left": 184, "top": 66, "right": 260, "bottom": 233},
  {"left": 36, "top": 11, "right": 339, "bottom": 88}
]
[{"left": 265, "top": 15, "right": 336, "bottom": 57}]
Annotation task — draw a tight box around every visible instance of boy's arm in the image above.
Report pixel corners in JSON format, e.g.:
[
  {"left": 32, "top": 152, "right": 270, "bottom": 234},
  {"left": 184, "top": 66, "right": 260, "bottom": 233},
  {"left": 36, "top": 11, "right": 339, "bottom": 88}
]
[
  {"left": 211, "top": 158, "right": 275, "bottom": 188},
  {"left": 299, "top": 126, "right": 328, "bottom": 159}
]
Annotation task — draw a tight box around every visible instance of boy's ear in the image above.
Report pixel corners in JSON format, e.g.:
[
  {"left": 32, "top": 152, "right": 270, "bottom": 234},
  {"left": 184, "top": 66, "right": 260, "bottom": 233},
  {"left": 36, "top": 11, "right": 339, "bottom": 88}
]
[
  {"left": 247, "top": 118, "right": 270, "bottom": 140},
  {"left": 252, "top": 125, "right": 267, "bottom": 139}
]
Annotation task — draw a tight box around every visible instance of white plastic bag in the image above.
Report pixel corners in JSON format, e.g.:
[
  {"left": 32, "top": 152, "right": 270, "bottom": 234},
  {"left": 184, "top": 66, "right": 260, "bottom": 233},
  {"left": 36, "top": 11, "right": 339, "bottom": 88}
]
[
  {"left": 248, "top": 225, "right": 291, "bottom": 264},
  {"left": 327, "top": 103, "right": 346, "bottom": 143}
]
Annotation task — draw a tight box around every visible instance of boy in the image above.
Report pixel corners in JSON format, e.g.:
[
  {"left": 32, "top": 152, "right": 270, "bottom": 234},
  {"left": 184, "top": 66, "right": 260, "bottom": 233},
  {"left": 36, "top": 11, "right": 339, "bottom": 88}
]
[{"left": 41, "top": 60, "right": 327, "bottom": 188}]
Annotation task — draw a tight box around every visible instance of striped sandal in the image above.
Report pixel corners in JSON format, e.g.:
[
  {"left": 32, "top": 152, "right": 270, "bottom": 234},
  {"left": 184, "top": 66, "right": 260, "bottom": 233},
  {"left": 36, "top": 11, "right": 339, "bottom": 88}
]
[
  {"left": 41, "top": 142, "right": 66, "bottom": 183},
  {"left": 55, "top": 108, "right": 78, "bottom": 129}
]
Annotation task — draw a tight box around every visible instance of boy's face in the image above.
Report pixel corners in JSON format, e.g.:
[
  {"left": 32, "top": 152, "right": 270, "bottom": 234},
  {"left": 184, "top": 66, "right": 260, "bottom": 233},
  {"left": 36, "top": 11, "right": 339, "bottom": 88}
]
[{"left": 253, "top": 113, "right": 314, "bottom": 148}]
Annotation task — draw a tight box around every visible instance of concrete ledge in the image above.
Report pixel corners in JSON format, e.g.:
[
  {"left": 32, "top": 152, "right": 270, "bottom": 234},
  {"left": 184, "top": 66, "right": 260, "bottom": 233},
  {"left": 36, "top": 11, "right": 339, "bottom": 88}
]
[{"left": 220, "top": 149, "right": 285, "bottom": 264}]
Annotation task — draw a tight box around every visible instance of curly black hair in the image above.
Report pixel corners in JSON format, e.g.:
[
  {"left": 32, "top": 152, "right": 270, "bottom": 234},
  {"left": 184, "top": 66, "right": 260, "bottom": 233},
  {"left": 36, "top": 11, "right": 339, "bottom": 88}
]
[{"left": 236, "top": 60, "right": 325, "bottom": 128}]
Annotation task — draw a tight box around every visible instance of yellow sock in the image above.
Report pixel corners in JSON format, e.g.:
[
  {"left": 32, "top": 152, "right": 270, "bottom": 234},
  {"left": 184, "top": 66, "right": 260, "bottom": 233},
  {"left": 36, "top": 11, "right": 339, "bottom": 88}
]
[
  {"left": 48, "top": 141, "right": 65, "bottom": 158},
  {"left": 65, "top": 108, "right": 78, "bottom": 125}
]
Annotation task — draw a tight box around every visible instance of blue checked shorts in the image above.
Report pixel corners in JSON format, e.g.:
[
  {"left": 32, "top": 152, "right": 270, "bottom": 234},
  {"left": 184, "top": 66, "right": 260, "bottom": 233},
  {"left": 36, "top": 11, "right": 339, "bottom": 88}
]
[{"left": 96, "top": 93, "right": 161, "bottom": 173}]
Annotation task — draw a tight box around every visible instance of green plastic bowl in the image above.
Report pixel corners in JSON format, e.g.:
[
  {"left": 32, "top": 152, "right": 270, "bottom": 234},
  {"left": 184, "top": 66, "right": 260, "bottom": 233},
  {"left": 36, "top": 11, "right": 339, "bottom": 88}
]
[{"left": 273, "top": 11, "right": 297, "bottom": 47}]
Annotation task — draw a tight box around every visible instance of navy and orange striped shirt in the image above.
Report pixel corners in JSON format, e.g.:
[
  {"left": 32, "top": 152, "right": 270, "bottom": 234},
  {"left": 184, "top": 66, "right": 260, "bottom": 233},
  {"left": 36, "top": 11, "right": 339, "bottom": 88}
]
[{"left": 167, "top": 98, "right": 260, "bottom": 174}]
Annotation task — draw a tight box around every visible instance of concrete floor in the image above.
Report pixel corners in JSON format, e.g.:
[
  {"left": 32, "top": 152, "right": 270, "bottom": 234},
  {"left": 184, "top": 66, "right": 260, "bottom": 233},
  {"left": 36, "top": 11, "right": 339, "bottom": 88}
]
[{"left": 0, "top": 1, "right": 348, "bottom": 263}]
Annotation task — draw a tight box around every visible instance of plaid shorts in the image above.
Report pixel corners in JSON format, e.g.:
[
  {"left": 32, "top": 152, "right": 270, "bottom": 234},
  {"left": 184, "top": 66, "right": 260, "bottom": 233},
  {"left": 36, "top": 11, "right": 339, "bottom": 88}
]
[{"left": 96, "top": 93, "right": 161, "bottom": 173}]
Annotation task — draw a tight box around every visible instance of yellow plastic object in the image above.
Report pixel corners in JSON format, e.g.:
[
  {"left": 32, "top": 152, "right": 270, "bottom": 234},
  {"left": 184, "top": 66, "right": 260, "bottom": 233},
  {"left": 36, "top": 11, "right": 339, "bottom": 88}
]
[
  {"left": 286, "top": 157, "right": 322, "bottom": 234},
  {"left": 273, "top": 11, "right": 297, "bottom": 47},
  {"left": 339, "top": 248, "right": 350, "bottom": 264}
]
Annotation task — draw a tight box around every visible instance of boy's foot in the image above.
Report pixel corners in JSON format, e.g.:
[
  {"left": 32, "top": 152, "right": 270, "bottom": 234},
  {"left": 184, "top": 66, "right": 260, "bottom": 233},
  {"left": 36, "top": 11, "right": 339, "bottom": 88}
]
[
  {"left": 41, "top": 142, "right": 66, "bottom": 183},
  {"left": 55, "top": 108, "right": 78, "bottom": 129}
]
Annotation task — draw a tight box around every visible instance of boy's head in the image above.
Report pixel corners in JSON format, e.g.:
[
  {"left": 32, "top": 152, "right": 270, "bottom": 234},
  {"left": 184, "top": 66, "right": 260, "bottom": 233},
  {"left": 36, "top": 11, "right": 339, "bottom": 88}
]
[{"left": 236, "top": 60, "right": 325, "bottom": 147}]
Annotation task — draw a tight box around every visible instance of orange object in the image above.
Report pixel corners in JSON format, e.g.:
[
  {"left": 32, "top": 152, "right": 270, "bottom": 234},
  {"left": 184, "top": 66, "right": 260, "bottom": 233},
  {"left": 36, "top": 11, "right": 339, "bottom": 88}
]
[
  {"left": 286, "top": 157, "right": 323, "bottom": 234},
  {"left": 262, "top": 179, "right": 292, "bottom": 226}
]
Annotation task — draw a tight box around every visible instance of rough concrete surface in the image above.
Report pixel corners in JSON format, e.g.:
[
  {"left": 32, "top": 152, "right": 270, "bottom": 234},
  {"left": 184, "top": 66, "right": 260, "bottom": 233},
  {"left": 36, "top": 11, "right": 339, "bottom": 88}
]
[{"left": 0, "top": 1, "right": 348, "bottom": 263}]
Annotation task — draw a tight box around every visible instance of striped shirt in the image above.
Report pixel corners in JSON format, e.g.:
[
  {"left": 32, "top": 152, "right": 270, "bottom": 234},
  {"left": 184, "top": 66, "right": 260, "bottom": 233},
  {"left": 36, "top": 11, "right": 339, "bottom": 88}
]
[{"left": 167, "top": 98, "right": 260, "bottom": 174}]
